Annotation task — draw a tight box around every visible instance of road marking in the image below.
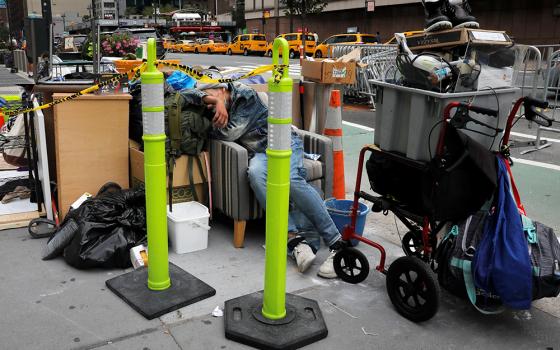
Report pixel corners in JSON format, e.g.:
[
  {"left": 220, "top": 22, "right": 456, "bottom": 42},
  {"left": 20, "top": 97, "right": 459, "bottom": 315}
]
[
  {"left": 511, "top": 157, "right": 560, "bottom": 172},
  {"left": 510, "top": 131, "right": 560, "bottom": 143},
  {"left": 342, "top": 121, "right": 375, "bottom": 132}
]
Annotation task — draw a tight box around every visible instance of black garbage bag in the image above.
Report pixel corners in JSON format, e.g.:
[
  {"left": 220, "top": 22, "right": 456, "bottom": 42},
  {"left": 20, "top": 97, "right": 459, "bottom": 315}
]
[{"left": 61, "top": 187, "right": 147, "bottom": 269}]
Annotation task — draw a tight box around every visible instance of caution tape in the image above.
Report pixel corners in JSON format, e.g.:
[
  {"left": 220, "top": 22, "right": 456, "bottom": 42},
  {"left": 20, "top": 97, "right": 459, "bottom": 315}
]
[
  {"left": 3, "top": 63, "right": 147, "bottom": 117},
  {"left": 3, "top": 60, "right": 289, "bottom": 117},
  {"left": 156, "top": 61, "right": 287, "bottom": 84}
]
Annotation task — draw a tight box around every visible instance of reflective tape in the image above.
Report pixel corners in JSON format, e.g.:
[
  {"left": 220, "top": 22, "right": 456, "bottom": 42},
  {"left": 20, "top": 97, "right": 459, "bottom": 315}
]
[
  {"left": 268, "top": 91, "right": 292, "bottom": 120},
  {"left": 141, "top": 84, "right": 164, "bottom": 110},
  {"left": 324, "top": 105, "right": 343, "bottom": 130},
  {"left": 327, "top": 135, "right": 343, "bottom": 151},
  {"left": 268, "top": 91, "right": 292, "bottom": 151},
  {"left": 143, "top": 110, "right": 165, "bottom": 135},
  {"left": 268, "top": 123, "right": 292, "bottom": 151}
]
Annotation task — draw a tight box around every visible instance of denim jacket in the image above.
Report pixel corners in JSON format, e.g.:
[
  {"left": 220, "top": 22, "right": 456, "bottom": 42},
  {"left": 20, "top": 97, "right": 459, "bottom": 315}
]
[{"left": 179, "top": 82, "right": 268, "bottom": 155}]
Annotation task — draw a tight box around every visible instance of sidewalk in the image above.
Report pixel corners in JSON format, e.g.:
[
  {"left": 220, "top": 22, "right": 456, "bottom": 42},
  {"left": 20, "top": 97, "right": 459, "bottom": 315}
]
[{"left": 1, "top": 83, "right": 560, "bottom": 348}]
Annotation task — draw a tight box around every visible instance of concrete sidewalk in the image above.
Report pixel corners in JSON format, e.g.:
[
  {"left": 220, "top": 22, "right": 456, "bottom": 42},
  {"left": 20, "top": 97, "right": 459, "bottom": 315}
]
[{"left": 2, "top": 210, "right": 560, "bottom": 350}]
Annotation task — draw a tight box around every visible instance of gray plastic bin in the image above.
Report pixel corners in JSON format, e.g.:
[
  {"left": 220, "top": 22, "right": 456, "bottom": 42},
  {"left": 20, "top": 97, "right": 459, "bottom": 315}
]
[{"left": 370, "top": 80, "right": 519, "bottom": 162}]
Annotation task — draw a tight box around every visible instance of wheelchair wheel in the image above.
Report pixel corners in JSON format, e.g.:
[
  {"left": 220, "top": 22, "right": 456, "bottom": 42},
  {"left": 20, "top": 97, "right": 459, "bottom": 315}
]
[
  {"left": 333, "top": 247, "right": 370, "bottom": 284},
  {"left": 401, "top": 230, "right": 425, "bottom": 259},
  {"left": 386, "top": 256, "right": 439, "bottom": 322}
]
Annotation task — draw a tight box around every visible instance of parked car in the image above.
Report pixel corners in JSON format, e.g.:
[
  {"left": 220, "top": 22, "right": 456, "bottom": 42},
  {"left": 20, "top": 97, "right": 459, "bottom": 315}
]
[
  {"left": 227, "top": 34, "right": 268, "bottom": 56},
  {"left": 265, "top": 33, "right": 317, "bottom": 58},
  {"left": 195, "top": 38, "right": 228, "bottom": 54},
  {"left": 114, "top": 27, "right": 165, "bottom": 58},
  {"left": 314, "top": 33, "right": 379, "bottom": 58},
  {"left": 383, "top": 30, "right": 425, "bottom": 44},
  {"left": 162, "top": 38, "right": 176, "bottom": 50},
  {"left": 172, "top": 40, "right": 195, "bottom": 53}
]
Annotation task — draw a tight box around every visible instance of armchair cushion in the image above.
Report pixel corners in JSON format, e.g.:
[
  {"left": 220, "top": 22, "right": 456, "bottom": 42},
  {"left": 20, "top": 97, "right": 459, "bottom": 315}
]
[{"left": 210, "top": 129, "right": 333, "bottom": 222}]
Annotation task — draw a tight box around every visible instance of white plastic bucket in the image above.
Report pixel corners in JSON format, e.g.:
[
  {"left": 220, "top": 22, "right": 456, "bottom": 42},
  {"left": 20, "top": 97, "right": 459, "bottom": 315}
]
[{"left": 167, "top": 201, "right": 210, "bottom": 254}]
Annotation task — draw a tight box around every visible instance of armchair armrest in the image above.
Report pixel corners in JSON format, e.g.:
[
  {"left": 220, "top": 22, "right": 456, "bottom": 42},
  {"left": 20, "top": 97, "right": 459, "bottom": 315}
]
[
  {"left": 209, "top": 139, "right": 263, "bottom": 221},
  {"left": 296, "top": 129, "right": 333, "bottom": 198}
]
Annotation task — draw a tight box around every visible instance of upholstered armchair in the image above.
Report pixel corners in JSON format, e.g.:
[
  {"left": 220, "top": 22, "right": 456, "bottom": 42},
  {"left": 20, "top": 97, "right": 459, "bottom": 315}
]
[{"left": 209, "top": 129, "right": 333, "bottom": 247}]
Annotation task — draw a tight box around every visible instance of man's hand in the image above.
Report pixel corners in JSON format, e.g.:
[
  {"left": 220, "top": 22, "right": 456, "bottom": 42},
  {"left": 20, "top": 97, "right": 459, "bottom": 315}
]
[{"left": 212, "top": 100, "right": 229, "bottom": 129}]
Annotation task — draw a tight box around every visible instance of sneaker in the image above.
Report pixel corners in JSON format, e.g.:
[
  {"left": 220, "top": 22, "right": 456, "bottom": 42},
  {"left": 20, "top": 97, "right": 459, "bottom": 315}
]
[
  {"left": 292, "top": 242, "right": 316, "bottom": 273},
  {"left": 317, "top": 250, "right": 338, "bottom": 279}
]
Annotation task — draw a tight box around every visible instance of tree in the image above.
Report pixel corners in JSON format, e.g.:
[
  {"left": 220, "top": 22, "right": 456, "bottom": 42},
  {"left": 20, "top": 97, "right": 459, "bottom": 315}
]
[{"left": 281, "top": 0, "right": 326, "bottom": 32}]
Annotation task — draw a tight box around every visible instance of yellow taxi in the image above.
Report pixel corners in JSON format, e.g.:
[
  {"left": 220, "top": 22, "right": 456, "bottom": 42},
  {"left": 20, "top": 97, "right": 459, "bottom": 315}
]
[
  {"left": 313, "top": 33, "right": 379, "bottom": 58},
  {"left": 172, "top": 40, "right": 196, "bottom": 53},
  {"left": 383, "top": 30, "right": 425, "bottom": 44},
  {"left": 194, "top": 38, "right": 228, "bottom": 54},
  {"left": 265, "top": 33, "right": 317, "bottom": 58},
  {"left": 163, "top": 38, "right": 176, "bottom": 50},
  {"left": 227, "top": 34, "right": 268, "bottom": 56}
]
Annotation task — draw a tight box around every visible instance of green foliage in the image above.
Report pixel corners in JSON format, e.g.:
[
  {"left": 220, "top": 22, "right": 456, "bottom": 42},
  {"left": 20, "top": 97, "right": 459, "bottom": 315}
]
[{"left": 281, "top": 0, "right": 327, "bottom": 16}]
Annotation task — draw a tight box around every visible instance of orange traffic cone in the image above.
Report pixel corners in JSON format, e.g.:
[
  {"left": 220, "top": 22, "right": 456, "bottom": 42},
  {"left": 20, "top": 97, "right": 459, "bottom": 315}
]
[{"left": 324, "top": 90, "right": 345, "bottom": 199}]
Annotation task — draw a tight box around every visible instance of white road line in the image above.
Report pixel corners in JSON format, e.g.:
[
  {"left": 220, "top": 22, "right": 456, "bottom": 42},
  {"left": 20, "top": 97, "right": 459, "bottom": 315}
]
[
  {"left": 510, "top": 131, "right": 560, "bottom": 143},
  {"left": 511, "top": 157, "right": 560, "bottom": 172},
  {"left": 342, "top": 121, "right": 375, "bottom": 132}
]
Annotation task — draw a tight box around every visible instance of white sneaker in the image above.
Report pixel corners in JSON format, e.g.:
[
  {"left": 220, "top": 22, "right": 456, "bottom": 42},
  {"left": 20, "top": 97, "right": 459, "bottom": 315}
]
[
  {"left": 317, "top": 250, "right": 338, "bottom": 279},
  {"left": 292, "top": 243, "right": 316, "bottom": 273}
]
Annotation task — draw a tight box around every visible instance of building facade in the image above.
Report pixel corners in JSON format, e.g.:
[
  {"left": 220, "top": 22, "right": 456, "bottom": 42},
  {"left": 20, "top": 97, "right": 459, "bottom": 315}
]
[{"left": 240, "top": 0, "right": 560, "bottom": 45}]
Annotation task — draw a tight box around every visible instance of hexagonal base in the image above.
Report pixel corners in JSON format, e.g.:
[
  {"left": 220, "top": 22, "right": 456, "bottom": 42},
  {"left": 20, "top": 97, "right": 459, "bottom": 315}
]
[
  {"left": 106, "top": 263, "right": 216, "bottom": 320},
  {"left": 224, "top": 291, "right": 328, "bottom": 349}
]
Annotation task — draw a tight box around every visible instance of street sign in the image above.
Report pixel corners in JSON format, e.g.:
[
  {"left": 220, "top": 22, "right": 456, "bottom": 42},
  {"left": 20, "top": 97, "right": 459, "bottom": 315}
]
[{"left": 367, "top": 0, "right": 375, "bottom": 12}]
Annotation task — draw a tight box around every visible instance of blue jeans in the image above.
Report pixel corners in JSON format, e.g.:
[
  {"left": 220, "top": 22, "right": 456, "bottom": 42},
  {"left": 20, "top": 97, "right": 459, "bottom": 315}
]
[{"left": 247, "top": 133, "right": 341, "bottom": 252}]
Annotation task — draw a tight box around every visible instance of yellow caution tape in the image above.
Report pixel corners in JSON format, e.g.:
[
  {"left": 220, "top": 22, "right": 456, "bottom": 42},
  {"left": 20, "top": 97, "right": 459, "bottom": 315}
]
[
  {"left": 156, "top": 61, "right": 287, "bottom": 83},
  {"left": 3, "top": 60, "right": 288, "bottom": 117},
  {"left": 3, "top": 63, "right": 146, "bottom": 117}
]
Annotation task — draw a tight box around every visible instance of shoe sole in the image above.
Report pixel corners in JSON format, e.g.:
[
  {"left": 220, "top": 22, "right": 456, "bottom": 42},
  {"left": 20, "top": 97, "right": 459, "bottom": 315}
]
[
  {"left": 317, "top": 271, "right": 338, "bottom": 279},
  {"left": 454, "top": 21, "right": 479, "bottom": 29},
  {"left": 298, "top": 257, "right": 315, "bottom": 273},
  {"left": 425, "top": 21, "right": 453, "bottom": 32}
]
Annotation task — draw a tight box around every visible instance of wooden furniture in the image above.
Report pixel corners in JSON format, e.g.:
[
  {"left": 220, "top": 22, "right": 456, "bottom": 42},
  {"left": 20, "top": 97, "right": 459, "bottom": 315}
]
[{"left": 52, "top": 93, "right": 131, "bottom": 219}]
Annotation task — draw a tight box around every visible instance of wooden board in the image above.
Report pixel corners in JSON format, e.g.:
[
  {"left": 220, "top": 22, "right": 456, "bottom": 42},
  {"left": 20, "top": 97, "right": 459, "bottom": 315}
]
[
  {"left": 53, "top": 93, "right": 131, "bottom": 220},
  {"left": 0, "top": 211, "right": 40, "bottom": 230}
]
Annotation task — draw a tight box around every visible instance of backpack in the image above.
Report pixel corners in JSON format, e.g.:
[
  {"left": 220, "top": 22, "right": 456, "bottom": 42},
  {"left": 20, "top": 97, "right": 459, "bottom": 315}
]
[
  {"left": 436, "top": 211, "right": 504, "bottom": 314},
  {"left": 164, "top": 92, "right": 213, "bottom": 210}
]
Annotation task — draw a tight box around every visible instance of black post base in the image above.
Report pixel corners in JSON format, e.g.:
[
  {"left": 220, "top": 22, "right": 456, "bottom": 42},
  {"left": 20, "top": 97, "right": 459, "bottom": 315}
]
[
  {"left": 106, "top": 262, "right": 216, "bottom": 320},
  {"left": 224, "top": 291, "right": 328, "bottom": 350}
]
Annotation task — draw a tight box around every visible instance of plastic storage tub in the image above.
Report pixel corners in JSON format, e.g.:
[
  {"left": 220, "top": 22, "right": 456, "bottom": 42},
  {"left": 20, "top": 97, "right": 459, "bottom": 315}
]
[
  {"left": 370, "top": 80, "right": 519, "bottom": 161},
  {"left": 167, "top": 201, "right": 210, "bottom": 254}
]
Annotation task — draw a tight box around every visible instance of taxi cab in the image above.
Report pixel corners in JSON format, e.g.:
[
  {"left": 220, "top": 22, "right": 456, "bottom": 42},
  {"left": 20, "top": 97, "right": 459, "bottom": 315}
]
[
  {"left": 162, "top": 38, "right": 176, "bottom": 50},
  {"left": 194, "top": 38, "right": 228, "bottom": 54},
  {"left": 314, "top": 33, "right": 379, "bottom": 58},
  {"left": 227, "top": 34, "right": 268, "bottom": 56},
  {"left": 265, "top": 33, "right": 317, "bottom": 58},
  {"left": 383, "top": 30, "right": 425, "bottom": 44},
  {"left": 172, "top": 40, "right": 195, "bottom": 53}
]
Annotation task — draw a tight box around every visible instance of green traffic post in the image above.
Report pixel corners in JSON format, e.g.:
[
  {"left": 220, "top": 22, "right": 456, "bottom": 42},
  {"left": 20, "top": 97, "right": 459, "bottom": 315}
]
[
  {"left": 142, "top": 38, "right": 171, "bottom": 291},
  {"left": 105, "top": 38, "right": 216, "bottom": 319},
  {"left": 224, "top": 38, "right": 328, "bottom": 347},
  {"left": 262, "top": 38, "right": 293, "bottom": 320}
]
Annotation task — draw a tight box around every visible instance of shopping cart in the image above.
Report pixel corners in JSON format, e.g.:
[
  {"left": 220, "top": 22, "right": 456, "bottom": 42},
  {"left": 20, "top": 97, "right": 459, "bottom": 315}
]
[{"left": 332, "top": 95, "right": 553, "bottom": 322}]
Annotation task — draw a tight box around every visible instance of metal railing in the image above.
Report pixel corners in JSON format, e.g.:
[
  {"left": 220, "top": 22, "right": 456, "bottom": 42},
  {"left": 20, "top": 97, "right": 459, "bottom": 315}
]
[
  {"left": 328, "top": 44, "right": 398, "bottom": 107},
  {"left": 511, "top": 44, "right": 560, "bottom": 154}
]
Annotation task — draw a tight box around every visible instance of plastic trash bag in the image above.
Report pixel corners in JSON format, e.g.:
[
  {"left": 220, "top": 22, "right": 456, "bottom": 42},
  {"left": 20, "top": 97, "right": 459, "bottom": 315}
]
[
  {"left": 166, "top": 70, "right": 196, "bottom": 91},
  {"left": 48, "top": 186, "right": 147, "bottom": 269}
]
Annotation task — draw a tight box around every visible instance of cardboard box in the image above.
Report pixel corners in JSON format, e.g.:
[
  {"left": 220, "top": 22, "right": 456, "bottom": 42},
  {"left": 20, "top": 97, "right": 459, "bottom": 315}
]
[
  {"left": 302, "top": 59, "right": 356, "bottom": 84},
  {"left": 129, "top": 141, "right": 210, "bottom": 206},
  {"left": 406, "top": 28, "right": 512, "bottom": 51}
]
